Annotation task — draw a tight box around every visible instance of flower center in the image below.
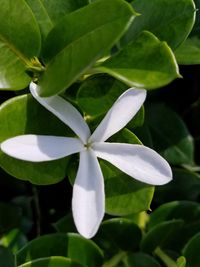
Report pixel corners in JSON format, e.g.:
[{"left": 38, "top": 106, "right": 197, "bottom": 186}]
[{"left": 84, "top": 142, "right": 92, "bottom": 149}]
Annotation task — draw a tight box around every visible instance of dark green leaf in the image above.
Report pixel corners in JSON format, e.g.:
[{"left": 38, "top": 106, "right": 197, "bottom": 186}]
[
  {"left": 95, "top": 218, "right": 142, "bottom": 253},
  {"left": 183, "top": 232, "right": 200, "bottom": 267},
  {"left": 0, "top": 0, "right": 41, "bottom": 90},
  {"left": 16, "top": 233, "right": 103, "bottom": 267},
  {"left": 140, "top": 220, "right": 184, "bottom": 253},
  {"left": 117, "top": 252, "right": 161, "bottom": 267},
  {"left": 96, "top": 31, "right": 180, "bottom": 89},
  {"left": 0, "top": 94, "right": 71, "bottom": 184},
  {"left": 101, "top": 162, "right": 154, "bottom": 216},
  {"left": 0, "top": 203, "right": 21, "bottom": 234},
  {"left": 121, "top": 0, "right": 196, "bottom": 50},
  {"left": 38, "top": 0, "right": 136, "bottom": 96},
  {"left": 0, "top": 246, "right": 15, "bottom": 267},
  {"left": 18, "top": 256, "right": 83, "bottom": 267},
  {"left": 145, "top": 104, "right": 194, "bottom": 165}
]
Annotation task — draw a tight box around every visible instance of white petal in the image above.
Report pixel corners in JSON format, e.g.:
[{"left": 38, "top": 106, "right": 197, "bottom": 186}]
[
  {"left": 1, "top": 135, "right": 84, "bottom": 162},
  {"left": 93, "top": 142, "right": 172, "bottom": 185},
  {"left": 89, "top": 88, "right": 146, "bottom": 142},
  {"left": 72, "top": 149, "right": 105, "bottom": 239},
  {"left": 30, "top": 82, "right": 91, "bottom": 143}
]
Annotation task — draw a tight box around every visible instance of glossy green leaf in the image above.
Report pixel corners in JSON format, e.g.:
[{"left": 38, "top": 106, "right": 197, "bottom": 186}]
[
  {"left": 101, "top": 161, "right": 154, "bottom": 216},
  {"left": 183, "top": 232, "right": 200, "bottom": 267},
  {"left": 0, "top": 246, "right": 15, "bottom": 267},
  {"left": 122, "top": 0, "right": 196, "bottom": 50},
  {"left": 149, "top": 201, "right": 200, "bottom": 229},
  {"left": 0, "top": 94, "right": 71, "bottom": 185},
  {"left": 154, "top": 169, "right": 200, "bottom": 203},
  {"left": 18, "top": 256, "right": 83, "bottom": 267},
  {"left": 38, "top": 0, "right": 136, "bottom": 96},
  {"left": 96, "top": 31, "right": 180, "bottom": 89},
  {"left": 140, "top": 220, "right": 184, "bottom": 253},
  {"left": 0, "top": 0, "right": 41, "bottom": 90},
  {"left": 16, "top": 233, "right": 103, "bottom": 267},
  {"left": 95, "top": 218, "right": 142, "bottom": 253},
  {"left": 25, "top": 0, "right": 88, "bottom": 42},
  {"left": 117, "top": 252, "right": 161, "bottom": 267},
  {"left": 175, "top": 0, "right": 200, "bottom": 64},
  {"left": 145, "top": 104, "right": 194, "bottom": 165},
  {"left": 0, "top": 203, "right": 21, "bottom": 234}
]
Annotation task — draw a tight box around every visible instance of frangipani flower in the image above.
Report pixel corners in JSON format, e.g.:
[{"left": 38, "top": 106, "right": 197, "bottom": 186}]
[{"left": 1, "top": 83, "right": 172, "bottom": 238}]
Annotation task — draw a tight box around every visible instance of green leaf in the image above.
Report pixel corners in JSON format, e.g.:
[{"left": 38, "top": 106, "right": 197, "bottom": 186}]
[
  {"left": 95, "top": 218, "right": 142, "bottom": 253},
  {"left": 154, "top": 169, "right": 200, "bottom": 203},
  {"left": 183, "top": 232, "right": 200, "bottom": 267},
  {"left": 16, "top": 233, "right": 103, "bottom": 267},
  {"left": 145, "top": 104, "right": 194, "bottom": 165},
  {"left": 0, "top": 0, "right": 41, "bottom": 90},
  {"left": 18, "top": 256, "right": 83, "bottom": 267},
  {"left": 96, "top": 31, "right": 180, "bottom": 89},
  {"left": 121, "top": 0, "right": 196, "bottom": 50},
  {"left": 0, "top": 203, "right": 21, "bottom": 234},
  {"left": 148, "top": 201, "right": 200, "bottom": 230},
  {"left": 117, "top": 252, "right": 161, "bottom": 267},
  {"left": 53, "top": 213, "right": 76, "bottom": 233},
  {"left": 1, "top": 229, "right": 27, "bottom": 254},
  {"left": 38, "top": 0, "right": 137, "bottom": 96},
  {"left": 175, "top": 36, "right": 200, "bottom": 64},
  {"left": 140, "top": 220, "right": 184, "bottom": 253},
  {"left": 101, "top": 161, "right": 154, "bottom": 216},
  {"left": 0, "top": 246, "right": 15, "bottom": 267},
  {"left": 0, "top": 94, "right": 71, "bottom": 185},
  {"left": 175, "top": 0, "right": 200, "bottom": 64},
  {"left": 25, "top": 0, "right": 89, "bottom": 42}
]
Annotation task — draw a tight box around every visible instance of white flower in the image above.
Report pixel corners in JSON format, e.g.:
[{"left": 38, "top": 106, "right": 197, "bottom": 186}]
[{"left": 1, "top": 83, "right": 172, "bottom": 238}]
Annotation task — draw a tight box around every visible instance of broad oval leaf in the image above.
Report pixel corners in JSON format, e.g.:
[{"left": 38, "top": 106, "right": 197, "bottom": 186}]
[
  {"left": 140, "top": 220, "right": 184, "bottom": 253},
  {"left": 0, "top": 94, "right": 71, "bottom": 185},
  {"left": 0, "top": 0, "right": 41, "bottom": 90},
  {"left": 18, "top": 256, "right": 83, "bottom": 267},
  {"left": 100, "top": 161, "right": 154, "bottom": 216},
  {"left": 38, "top": 0, "right": 136, "bottom": 96},
  {"left": 183, "top": 232, "right": 200, "bottom": 267},
  {"left": 121, "top": 0, "right": 196, "bottom": 50},
  {"left": 25, "top": 0, "right": 89, "bottom": 42},
  {"left": 145, "top": 104, "right": 194, "bottom": 165},
  {"left": 0, "top": 246, "right": 15, "bottom": 267},
  {"left": 96, "top": 31, "right": 180, "bottom": 89},
  {"left": 16, "top": 233, "right": 103, "bottom": 267}
]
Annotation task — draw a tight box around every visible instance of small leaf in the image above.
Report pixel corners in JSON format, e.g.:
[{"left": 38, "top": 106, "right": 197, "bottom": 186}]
[
  {"left": 96, "top": 31, "right": 180, "bottom": 89},
  {"left": 121, "top": 0, "right": 196, "bottom": 50},
  {"left": 16, "top": 233, "right": 103, "bottom": 267},
  {"left": 95, "top": 218, "right": 142, "bottom": 253},
  {"left": 17, "top": 256, "right": 83, "bottom": 267},
  {"left": 145, "top": 104, "right": 194, "bottom": 165},
  {"left": 140, "top": 220, "right": 184, "bottom": 253},
  {"left": 0, "top": 0, "right": 41, "bottom": 90},
  {"left": 183, "top": 232, "right": 200, "bottom": 267},
  {"left": 38, "top": 0, "right": 136, "bottom": 96},
  {"left": 177, "top": 256, "right": 186, "bottom": 267},
  {"left": 117, "top": 252, "right": 161, "bottom": 267},
  {"left": 101, "top": 161, "right": 154, "bottom": 216},
  {"left": 0, "top": 246, "right": 15, "bottom": 267}
]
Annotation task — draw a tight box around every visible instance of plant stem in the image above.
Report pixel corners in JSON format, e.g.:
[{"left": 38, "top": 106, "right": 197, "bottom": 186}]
[
  {"left": 102, "top": 251, "right": 127, "bottom": 267},
  {"left": 155, "top": 247, "right": 177, "bottom": 267}
]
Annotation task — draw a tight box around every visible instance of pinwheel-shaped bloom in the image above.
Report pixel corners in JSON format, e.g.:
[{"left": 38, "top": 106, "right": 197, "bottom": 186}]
[{"left": 1, "top": 83, "right": 172, "bottom": 238}]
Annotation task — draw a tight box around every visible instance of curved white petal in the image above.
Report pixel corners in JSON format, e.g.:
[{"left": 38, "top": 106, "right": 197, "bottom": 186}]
[
  {"left": 72, "top": 149, "right": 105, "bottom": 239},
  {"left": 30, "top": 82, "right": 91, "bottom": 143},
  {"left": 93, "top": 142, "right": 172, "bottom": 185},
  {"left": 1, "top": 135, "right": 84, "bottom": 162},
  {"left": 89, "top": 88, "right": 146, "bottom": 142}
]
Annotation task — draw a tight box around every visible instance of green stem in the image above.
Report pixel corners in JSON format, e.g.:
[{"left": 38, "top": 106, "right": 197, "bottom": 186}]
[
  {"left": 102, "top": 251, "right": 127, "bottom": 267},
  {"left": 155, "top": 247, "right": 177, "bottom": 267}
]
